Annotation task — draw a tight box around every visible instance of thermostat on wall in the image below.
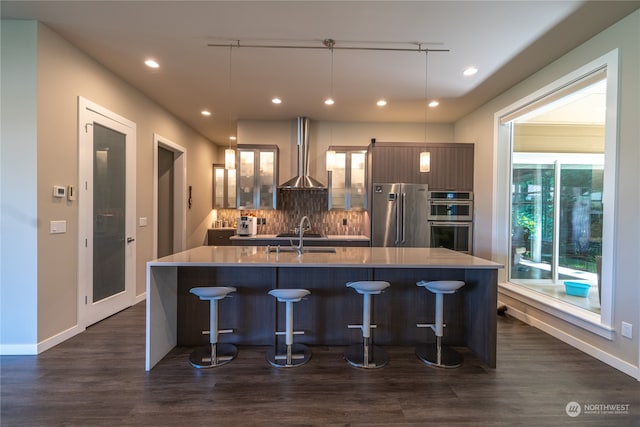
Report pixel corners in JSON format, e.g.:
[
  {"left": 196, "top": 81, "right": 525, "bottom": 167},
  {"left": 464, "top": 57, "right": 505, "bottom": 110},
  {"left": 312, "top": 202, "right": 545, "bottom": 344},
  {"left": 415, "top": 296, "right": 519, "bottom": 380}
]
[{"left": 53, "top": 185, "right": 66, "bottom": 198}]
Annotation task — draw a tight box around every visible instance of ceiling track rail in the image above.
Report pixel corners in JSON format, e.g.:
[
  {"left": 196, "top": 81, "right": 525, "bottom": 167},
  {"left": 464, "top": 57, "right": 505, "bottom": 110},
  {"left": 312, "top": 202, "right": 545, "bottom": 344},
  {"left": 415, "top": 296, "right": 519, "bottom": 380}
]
[{"left": 207, "top": 39, "right": 449, "bottom": 54}]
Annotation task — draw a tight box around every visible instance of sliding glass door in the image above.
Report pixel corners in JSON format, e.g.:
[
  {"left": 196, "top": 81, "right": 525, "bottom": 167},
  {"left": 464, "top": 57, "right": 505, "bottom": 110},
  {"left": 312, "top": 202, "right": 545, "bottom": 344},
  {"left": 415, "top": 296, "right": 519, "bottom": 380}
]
[{"left": 511, "top": 156, "right": 603, "bottom": 295}]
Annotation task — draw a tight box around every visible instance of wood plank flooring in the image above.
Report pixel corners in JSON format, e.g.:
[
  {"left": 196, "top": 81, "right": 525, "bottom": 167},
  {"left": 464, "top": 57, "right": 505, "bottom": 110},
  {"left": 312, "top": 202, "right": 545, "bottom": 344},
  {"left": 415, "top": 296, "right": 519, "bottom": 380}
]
[{"left": 2, "top": 302, "right": 639, "bottom": 426}]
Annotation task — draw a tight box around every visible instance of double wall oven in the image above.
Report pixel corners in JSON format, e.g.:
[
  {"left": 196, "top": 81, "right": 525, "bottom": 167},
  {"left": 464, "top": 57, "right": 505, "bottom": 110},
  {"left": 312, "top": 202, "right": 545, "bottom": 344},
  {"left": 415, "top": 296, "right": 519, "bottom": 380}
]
[{"left": 428, "top": 191, "right": 473, "bottom": 254}]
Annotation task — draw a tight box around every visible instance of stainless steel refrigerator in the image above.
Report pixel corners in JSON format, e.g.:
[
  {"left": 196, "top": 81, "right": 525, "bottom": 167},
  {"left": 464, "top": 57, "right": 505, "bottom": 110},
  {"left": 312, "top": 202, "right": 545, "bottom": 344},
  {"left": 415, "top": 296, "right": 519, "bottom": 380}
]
[{"left": 371, "top": 183, "right": 429, "bottom": 247}]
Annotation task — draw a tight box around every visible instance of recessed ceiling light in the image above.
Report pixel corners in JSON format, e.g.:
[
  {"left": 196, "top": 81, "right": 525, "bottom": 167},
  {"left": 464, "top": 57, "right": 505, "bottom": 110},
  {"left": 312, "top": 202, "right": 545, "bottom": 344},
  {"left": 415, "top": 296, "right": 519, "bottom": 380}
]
[
  {"left": 144, "top": 59, "right": 160, "bottom": 69},
  {"left": 272, "top": 97, "right": 282, "bottom": 104},
  {"left": 428, "top": 101, "right": 439, "bottom": 108},
  {"left": 201, "top": 110, "right": 211, "bottom": 116},
  {"left": 463, "top": 67, "right": 478, "bottom": 76},
  {"left": 376, "top": 99, "right": 387, "bottom": 107},
  {"left": 324, "top": 98, "right": 335, "bottom": 106},
  {"left": 229, "top": 136, "right": 237, "bottom": 141}
]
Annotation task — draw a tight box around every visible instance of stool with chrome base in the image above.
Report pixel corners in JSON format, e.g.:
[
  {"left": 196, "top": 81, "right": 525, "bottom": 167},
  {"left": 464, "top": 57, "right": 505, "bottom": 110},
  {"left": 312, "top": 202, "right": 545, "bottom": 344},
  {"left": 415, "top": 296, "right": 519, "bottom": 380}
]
[
  {"left": 266, "top": 289, "right": 311, "bottom": 368},
  {"left": 344, "top": 281, "right": 391, "bottom": 369},
  {"left": 416, "top": 280, "right": 465, "bottom": 368},
  {"left": 189, "top": 286, "right": 237, "bottom": 368}
]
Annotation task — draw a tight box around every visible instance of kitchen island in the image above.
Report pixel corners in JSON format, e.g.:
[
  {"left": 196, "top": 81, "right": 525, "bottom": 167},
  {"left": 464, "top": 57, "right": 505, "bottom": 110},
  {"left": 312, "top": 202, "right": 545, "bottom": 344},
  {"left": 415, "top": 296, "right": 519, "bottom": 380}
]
[{"left": 146, "top": 246, "right": 502, "bottom": 370}]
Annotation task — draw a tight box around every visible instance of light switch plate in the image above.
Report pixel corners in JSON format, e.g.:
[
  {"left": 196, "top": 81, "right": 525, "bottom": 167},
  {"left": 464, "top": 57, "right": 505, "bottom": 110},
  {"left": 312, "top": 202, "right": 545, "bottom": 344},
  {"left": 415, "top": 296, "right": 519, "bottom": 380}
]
[
  {"left": 621, "top": 322, "right": 632, "bottom": 339},
  {"left": 50, "top": 220, "right": 67, "bottom": 234},
  {"left": 139, "top": 217, "right": 148, "bottom": 227}
]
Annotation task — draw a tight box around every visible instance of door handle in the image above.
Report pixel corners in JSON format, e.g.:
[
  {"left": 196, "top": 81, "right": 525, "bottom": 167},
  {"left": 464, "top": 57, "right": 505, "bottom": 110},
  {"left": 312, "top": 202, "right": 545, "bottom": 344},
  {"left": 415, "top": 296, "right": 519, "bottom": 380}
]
[
  {"left": 395, "top": 193, "right": 400, "bottom": 245},
  {"left": 126, "top": 237, "right": 135, "bottom": 243},
  {"left": 401, "top": 192, "right": 406, "bottom": 244}
]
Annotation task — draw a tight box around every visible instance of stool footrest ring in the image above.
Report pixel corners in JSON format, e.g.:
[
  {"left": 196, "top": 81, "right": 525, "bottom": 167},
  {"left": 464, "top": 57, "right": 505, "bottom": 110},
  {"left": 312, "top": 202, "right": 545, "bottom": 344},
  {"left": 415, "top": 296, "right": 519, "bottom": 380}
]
[
  {"left": 201, "top": 328, "right": 234, "bottom": 335},
  {"left": 189, "top": 343, "right": 237, "bottom": 369},
  {"left": 266, "top": 343, "right": 311, "bottom": 368}
]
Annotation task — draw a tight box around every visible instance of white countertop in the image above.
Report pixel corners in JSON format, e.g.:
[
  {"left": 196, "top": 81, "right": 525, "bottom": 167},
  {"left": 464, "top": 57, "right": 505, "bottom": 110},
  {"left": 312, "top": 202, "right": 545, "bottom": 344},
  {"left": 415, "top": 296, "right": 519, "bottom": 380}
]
[{"left": 149, "top": 246, "right": 503, "bottom": 269}]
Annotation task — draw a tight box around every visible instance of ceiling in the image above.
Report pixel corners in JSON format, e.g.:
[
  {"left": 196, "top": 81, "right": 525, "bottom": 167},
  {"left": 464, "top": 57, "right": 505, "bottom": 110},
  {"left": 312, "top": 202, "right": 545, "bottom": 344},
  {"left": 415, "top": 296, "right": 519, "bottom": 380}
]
[{"left": 2, "top": 1, "right": 639, "bottom": 144}]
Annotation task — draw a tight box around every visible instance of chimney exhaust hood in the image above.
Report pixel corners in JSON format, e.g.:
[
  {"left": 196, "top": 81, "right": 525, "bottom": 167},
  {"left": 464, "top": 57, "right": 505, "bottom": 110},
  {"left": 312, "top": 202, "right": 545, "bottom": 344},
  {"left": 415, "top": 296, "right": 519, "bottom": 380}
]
[{"left": 279, "top": 116, "right": 327, "bottom": 190}]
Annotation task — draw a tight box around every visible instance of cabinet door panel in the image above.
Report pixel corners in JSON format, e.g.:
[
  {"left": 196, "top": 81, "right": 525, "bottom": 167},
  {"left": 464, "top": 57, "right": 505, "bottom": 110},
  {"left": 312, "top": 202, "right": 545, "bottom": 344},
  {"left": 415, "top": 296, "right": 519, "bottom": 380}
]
[
  {"left": 237, "top": 145, "right": 279, "bottom": 210},
  {"left": 370, "top": 143, "right": 473, "bottom": 190}
]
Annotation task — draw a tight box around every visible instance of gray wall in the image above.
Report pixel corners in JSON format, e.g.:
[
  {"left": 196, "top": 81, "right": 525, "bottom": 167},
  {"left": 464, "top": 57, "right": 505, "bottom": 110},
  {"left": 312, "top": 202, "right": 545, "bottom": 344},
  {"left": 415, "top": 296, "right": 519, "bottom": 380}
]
[{"left": 454, "top": 10, "right": 640, "bottom": 375}]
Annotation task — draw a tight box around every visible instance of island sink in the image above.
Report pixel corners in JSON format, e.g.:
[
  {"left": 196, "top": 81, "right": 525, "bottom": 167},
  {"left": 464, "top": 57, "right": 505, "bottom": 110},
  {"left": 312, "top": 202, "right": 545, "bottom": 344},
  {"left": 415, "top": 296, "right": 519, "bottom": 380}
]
[
  {"left": 276, "top": 232, "right": 324, "bottom": 238},
  {"left": 267, "top": 246, "right": 336, "bottom": 254}
]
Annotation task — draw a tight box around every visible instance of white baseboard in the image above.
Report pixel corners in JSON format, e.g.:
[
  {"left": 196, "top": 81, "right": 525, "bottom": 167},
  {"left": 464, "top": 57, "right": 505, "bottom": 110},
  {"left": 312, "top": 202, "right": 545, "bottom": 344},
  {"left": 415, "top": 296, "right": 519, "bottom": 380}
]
[
  {"left": 135, "top": 292, "right": 146, "bottom": 305},
  {"left": 2, "top": 297, "right": 146, "bottom": 356},
  {"left": 37, "top": 323, "right": 85, "bottom": 353},
  {"left": 501, "top": 302, "right": 640, "bottom": 381},
  {"left": 0, "top": 323, "right": 85, "bottom": 355},
  {"left": 0, "top": 343, "right": 38, "bottom": 355}
]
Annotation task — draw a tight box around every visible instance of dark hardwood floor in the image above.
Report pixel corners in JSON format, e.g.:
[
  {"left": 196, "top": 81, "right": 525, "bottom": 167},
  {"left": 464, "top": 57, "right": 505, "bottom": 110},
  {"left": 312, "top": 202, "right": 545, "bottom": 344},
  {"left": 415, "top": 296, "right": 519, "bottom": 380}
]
[{"left": 2, "top": 302, "right": 639, "bottom": 426}]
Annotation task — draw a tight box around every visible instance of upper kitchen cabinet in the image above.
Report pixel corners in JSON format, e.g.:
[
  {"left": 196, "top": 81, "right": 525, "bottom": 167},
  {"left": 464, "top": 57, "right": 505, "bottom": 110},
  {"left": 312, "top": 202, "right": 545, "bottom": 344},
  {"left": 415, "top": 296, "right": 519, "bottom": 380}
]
[
  {"left": 428, "top": 144, "right": 474, "bottom": 191},
  {"left": 212, "top": 163, "right": 236, "bottom": 209},
  {"left": 237, "top": 144, "right": 279, "bottom": 210},
  {"left": 328, "top": 146, "right": 367, "bottom": 210},
  {"left": 369, "top": 142, "right": 474, "bottom": 191}
]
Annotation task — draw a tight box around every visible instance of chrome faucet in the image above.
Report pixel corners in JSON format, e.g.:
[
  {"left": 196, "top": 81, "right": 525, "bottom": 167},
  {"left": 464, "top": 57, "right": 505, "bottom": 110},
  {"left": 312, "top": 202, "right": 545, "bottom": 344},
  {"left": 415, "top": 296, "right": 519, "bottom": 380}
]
[{"left": 292, "top": 215, "right": 311, "bottom": 255}]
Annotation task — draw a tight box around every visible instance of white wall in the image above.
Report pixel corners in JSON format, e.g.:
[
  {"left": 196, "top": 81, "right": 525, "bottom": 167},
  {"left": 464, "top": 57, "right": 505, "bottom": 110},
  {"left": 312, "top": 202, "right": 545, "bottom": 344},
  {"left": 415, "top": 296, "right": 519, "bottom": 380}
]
[
  {"left": 0, "top": 21, "right": 39, "bottom": 353},
  {"left": 1, "top": 20, "right": 221, "bottom": 352},
  {"left": 454, "top": 10, "right": 640, "bottom": 377}
]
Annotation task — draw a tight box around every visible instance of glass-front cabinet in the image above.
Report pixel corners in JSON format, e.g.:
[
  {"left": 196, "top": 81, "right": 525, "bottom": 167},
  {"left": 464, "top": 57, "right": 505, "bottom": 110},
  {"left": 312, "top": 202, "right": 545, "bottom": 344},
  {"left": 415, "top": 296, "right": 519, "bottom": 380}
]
[
  {"left": 237, "top": 144, "right": 278, "bottom": 210},
  {"left": 328, "top": 146, "right": 367, "bottom": 210},
  {"left": 212, "top": 163, "right": 236, "bottom": 209}
]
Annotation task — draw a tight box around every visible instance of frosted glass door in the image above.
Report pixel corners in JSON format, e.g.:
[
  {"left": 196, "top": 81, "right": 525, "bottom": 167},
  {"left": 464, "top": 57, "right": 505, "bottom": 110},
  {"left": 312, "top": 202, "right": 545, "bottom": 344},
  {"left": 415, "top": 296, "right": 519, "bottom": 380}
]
[{"left": 93, "top": 124, "right": 126, "bottom": 302}]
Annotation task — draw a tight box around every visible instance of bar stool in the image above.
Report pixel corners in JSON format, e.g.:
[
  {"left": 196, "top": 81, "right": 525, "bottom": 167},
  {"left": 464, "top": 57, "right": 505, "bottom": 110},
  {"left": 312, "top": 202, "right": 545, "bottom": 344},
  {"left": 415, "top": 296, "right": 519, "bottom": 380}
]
[
  {"left": 189, "top": 286, "right": 237, "bottom": 368},
  {"left": 266, "top": 289, "right": 311, "bottom": 368},
  {"left": 416, "top": 280, "right": 465, "bottom": 368},
  {"left": 344, "top": 280, "right": 391, "bottom": 369}
]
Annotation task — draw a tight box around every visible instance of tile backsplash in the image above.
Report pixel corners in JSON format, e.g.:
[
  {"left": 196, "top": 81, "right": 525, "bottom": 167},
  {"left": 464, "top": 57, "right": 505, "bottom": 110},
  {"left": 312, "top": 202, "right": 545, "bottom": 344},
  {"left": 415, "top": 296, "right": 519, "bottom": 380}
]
[{"left": 215, "top": 190, "right": 369, "bottom": 236}]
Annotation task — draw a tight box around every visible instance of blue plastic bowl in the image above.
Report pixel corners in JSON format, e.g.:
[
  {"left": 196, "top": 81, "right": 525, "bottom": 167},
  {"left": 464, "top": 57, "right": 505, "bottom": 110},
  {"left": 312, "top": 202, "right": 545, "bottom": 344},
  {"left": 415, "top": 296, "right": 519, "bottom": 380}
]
[{"left": 564, "top": 281, "right": 591, "bottom": 297}]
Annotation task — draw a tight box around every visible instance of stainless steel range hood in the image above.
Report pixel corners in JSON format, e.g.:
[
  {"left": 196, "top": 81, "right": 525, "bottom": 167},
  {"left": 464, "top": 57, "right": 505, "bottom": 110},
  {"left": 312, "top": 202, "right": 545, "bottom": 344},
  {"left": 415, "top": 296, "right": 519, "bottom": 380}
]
[{"left": 279, "top": 116, "right": 327, "bottom": 190}]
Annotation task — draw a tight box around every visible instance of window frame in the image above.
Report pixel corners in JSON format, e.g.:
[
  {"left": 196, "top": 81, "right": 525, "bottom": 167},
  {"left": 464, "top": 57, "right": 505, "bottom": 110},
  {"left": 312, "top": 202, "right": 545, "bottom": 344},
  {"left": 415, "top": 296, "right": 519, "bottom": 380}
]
[{"left": 493, "top": 49, "right": 619, "bottom": 338}]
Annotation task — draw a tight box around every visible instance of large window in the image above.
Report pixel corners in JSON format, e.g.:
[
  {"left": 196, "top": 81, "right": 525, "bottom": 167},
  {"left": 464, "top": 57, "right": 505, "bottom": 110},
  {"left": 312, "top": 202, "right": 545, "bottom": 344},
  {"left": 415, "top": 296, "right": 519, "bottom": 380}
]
[
  {"left": 511, "top": 154, "right": 604, "bottom": 313},
  {"left": 496, "top": 49, "right": 618, "bottom": 334}
]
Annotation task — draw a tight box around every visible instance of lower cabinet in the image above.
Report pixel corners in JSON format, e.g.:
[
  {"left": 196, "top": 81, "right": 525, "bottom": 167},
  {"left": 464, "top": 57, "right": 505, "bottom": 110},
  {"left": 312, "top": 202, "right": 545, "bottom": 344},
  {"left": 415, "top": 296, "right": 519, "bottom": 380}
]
[{"left": 207, "top": 229, "right": 236, "bottom": 246}]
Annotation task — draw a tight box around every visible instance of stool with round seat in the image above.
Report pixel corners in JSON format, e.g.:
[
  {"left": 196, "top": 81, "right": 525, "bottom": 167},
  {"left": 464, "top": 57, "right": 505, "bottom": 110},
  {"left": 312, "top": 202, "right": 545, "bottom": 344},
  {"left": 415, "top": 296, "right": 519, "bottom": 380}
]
[
  {"left": 416, "top": 280, "right": 465, "bottom": 368},
  {"left": 267, "top": 289, "right": 311, "bottom": 368},
  {"left": 344, "top": 280, "right": 391, "bottom": 369},
  {"left": 189, "top": 286, "right": 237, "bottom": 368}
]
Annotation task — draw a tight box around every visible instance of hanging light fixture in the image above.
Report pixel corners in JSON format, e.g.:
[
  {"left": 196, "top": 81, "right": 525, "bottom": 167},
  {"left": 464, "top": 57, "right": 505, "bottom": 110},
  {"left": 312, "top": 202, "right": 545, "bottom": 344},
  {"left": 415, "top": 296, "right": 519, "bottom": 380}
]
[
  {"left": 420, "top": 48, "right": 431, "bottom": 173},
  {"left": 324, "top": 39, "right": 337, "bottom": 171},
  {"left": 326, "top": 149, "right": 336, "bottom": 171},
  {"left": 224, "top": 43, "right": 236, "bottom": 170},
  {"left": 324, "top": 39, "right": 336, "bottom": 106}
]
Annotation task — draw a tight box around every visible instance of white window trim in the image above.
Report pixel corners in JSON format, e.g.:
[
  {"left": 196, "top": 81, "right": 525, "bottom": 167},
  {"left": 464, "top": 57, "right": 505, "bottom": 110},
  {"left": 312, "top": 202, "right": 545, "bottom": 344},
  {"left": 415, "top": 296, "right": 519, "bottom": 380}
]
[{"left": 493, "top": 49, "right": 619, "bottom": 338}]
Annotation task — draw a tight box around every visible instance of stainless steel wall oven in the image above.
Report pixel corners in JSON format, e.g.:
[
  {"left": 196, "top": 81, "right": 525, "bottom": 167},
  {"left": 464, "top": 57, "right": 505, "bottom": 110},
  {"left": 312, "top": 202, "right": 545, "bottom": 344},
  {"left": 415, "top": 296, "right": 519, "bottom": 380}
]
[{"left": 428, "top": 191, "right": 473, "bottom": 253}]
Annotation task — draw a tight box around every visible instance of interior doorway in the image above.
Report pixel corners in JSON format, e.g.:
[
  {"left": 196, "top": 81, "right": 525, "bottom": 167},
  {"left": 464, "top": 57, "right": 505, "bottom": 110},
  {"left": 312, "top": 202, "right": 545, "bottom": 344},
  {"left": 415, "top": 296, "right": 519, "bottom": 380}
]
[
  {"left": 157, "top": 147, "right": 174, "bottom": 258},
  {"left": 153, "top": 134, "right": 187, "bottom": 258},
  {"left": 78, "top": 97, "right": 137, "bottom": 327}
]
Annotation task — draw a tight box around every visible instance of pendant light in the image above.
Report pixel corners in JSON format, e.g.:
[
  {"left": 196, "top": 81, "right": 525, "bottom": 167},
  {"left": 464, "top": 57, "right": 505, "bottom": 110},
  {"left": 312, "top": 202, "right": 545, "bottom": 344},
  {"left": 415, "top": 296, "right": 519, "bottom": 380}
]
[
  {"left": 324, "top": 39, "right": 335, "bottom": 106},
  {"left": 326, "top": 149, "right": 336, "bottom": 171},
  {"left": 420, "top": 48, "right": 431, "bottom": 173},
  {"left": 224, "top": 43, "right": 236, "bottom": 170},
  {"left": 324, "top": 39, "right": 336, "bottom": 171}
]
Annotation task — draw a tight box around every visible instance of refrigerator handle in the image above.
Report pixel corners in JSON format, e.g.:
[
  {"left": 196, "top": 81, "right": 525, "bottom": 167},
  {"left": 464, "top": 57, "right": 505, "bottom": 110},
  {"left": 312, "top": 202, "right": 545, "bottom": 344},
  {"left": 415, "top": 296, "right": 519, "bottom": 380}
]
[
  {"left": 395, "top": 193, "right": 400, "bottom": 245},
  {"left": 401, "top": 192, "right": 406, "bottom": 244}
]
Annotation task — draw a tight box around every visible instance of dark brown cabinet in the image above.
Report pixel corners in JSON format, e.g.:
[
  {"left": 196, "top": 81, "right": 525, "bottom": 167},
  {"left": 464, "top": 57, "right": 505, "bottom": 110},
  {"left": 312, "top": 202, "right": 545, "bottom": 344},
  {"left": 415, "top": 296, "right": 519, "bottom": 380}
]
[
  {"left": 207, "top": 228, "right": 236, "bottom": 246},
  {"left": 369, "top": 142, "right": 474, "bottom": 191}
]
